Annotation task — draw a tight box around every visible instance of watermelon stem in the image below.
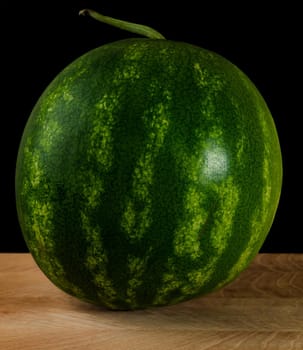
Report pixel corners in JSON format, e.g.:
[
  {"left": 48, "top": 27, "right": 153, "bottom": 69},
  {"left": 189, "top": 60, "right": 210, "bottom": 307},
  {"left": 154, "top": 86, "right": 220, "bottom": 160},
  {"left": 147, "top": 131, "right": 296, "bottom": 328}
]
[{"left": 79, "top": 9, "right": 166, "bottom": 40}]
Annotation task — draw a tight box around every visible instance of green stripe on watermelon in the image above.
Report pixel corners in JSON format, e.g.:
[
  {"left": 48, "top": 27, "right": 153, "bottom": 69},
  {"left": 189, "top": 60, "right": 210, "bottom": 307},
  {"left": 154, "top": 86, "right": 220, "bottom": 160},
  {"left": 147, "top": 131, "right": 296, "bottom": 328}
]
[{"left": 16, "top": 34, "right": 282, "bottom": 309}]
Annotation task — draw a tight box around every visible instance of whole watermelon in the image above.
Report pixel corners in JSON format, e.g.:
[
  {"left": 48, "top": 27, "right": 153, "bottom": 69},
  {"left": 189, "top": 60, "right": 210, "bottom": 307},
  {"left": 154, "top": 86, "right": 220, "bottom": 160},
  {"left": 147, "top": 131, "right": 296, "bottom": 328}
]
[{"left": 16, "top": 26, "right": 282, "bottom": 309}]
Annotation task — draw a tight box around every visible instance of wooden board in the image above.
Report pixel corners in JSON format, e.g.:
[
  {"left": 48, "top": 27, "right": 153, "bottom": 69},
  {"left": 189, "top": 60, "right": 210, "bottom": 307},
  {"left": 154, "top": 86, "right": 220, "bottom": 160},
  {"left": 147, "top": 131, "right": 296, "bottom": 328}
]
[{"left": 0, "top": 253, "right": 303, "bottom": 349}]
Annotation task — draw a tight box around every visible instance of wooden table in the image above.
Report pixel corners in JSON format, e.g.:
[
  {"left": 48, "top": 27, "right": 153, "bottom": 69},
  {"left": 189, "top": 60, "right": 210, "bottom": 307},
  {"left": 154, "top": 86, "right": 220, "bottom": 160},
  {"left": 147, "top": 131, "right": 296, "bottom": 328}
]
[{"left": 0, "top": 253, "right": 303, "bottom": 349}]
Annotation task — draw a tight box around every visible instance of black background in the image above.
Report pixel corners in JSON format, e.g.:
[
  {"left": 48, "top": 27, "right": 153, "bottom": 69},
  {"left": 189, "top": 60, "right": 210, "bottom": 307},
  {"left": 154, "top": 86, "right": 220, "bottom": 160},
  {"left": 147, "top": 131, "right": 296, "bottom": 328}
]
[{"left": 1, "top": 1, "right": 301, "bottom": 252}]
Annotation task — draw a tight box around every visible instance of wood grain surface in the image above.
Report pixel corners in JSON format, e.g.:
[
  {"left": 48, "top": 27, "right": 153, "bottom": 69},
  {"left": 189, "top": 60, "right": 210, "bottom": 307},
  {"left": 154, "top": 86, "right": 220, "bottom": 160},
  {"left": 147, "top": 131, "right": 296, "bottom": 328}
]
[{"left": 0, "top": 253, "right": 302, "bottom": 349}]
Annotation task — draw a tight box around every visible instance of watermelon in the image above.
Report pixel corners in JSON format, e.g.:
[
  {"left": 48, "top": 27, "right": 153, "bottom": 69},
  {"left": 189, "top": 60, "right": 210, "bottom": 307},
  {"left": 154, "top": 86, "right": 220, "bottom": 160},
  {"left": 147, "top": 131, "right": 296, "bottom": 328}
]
[{"left": 15, "top": 10, "right": 282, "bottom": 310}]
